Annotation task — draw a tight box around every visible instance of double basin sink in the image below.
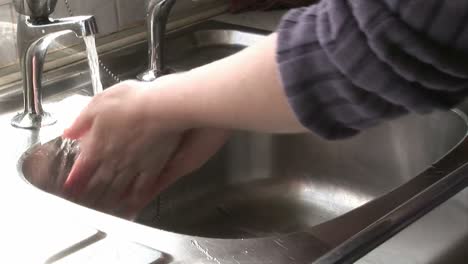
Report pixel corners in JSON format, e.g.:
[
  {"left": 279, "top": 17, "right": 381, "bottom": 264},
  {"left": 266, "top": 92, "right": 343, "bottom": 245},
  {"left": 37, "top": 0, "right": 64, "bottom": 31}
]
[{"left": 3, "top": 21, "right": 468, "bottom": 263}]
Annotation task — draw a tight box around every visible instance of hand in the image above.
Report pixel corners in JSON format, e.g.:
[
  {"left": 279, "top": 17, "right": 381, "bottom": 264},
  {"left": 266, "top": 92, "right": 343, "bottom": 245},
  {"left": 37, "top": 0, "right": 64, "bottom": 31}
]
[
  {"left": 62, "top": 80, "right": 179, "bottom": 217},
  {"left": 62, "top": 79, "right": 229, "bottom": 219},
  {"left": 128, "top": 127, "right": 231, "bottom": 216}
]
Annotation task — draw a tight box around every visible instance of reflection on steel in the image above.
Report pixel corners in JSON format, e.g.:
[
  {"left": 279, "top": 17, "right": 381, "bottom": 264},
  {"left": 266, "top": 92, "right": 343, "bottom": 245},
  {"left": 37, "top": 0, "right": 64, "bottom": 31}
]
[
  {"left": 11, "top": 0, "right": 97, "bottom": 129},
  {"left": 137, "top": 0, "right": 177, "bottom": 82},
  {"left": 13, "top": 0, "right": 58, "bottom": 21}
]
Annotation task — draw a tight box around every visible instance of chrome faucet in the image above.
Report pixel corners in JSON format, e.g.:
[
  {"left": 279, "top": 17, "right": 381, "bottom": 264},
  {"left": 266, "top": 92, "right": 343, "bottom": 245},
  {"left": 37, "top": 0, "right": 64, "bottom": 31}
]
[
  {"left": 11, "top": 0, "right": 98, "bottom": 129},
  {"left": 137, "top": 0, "right": 176, "bottom": 82}
]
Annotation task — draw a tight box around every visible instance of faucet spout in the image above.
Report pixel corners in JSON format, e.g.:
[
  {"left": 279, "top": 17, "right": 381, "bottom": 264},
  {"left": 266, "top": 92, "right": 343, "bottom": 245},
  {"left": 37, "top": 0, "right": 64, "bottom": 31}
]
[
  {"left": 25, "top": 16, "right": 98, "bottom": 39},
  {"left": 137, "top": 0, "right": 176, "bottom": 82},
  {"left": 12, "top": 15, "right": 98, "bottom": 129}
]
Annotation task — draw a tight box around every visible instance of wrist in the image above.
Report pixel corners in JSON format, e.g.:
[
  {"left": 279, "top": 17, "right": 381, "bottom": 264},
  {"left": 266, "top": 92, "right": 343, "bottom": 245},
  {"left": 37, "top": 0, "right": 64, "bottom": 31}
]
[{"left": 138, "top": 73, "right": 202, "bottom": 131}]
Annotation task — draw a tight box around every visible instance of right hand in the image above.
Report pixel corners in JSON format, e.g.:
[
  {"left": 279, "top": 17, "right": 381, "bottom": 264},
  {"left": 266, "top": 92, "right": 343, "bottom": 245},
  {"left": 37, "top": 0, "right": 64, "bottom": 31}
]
[{"left": 62, "top": 78, "right": 230, "bottom": 219}]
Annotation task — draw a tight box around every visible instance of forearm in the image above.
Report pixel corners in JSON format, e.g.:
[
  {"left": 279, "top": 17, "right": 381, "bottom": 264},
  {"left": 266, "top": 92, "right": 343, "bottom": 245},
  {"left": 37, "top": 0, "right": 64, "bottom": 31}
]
[{"left": 147, "top": 33, "right": 307, "bottom": 133}]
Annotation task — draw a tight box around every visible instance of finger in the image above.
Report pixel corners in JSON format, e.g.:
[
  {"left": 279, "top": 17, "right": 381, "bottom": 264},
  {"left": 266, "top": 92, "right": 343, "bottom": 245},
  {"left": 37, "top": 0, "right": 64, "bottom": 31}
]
[
  {"left": 117, "top": 130, "right": 230, "bottom": 219},
  {"left": 120, "top": 172, "right": 157, "bottom": 220},
  {"left": 94, "top": 166, "right": 136, "bottom": 211},
  {"left": 63, "top": 154, "right": 100, "bottom": 198},
  {"left": 159, "top": 129, "right": 230, "bottom": 188},
  {"left": 64, "top": 112, "right": 111, "bottom": 197},
  {"left": 121, "top": 205, "right": 142, "bottom": 221},
  {"left": 76, "top": 161, "right": 116, "bottom": 208},
  {"left": 121, "top": 130, "right": 230, "bottom": 217},
  {"left": 62, "top": 103, "right": 97, "bottom": 140},
  {"left": 120, "top": 143, "right": 182, "bottom": 220},
  {"left": 113, "top": 172, "right": 141, "bottom": 219},
  {"left": 129, "top": 135, "right": 180, "bottom": 195}
]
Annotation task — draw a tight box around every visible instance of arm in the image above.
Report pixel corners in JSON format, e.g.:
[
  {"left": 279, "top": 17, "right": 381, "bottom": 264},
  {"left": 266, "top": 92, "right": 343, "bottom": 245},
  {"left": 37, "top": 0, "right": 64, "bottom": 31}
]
[
  {"left": 273, "top": 0, "right": 468, "bottom": 139},
  {"left": 151, "top": 0, "right": 468, "bottom": 140},
  {"left": 142, "top": 33, "right": 307, "bottom": 134}
]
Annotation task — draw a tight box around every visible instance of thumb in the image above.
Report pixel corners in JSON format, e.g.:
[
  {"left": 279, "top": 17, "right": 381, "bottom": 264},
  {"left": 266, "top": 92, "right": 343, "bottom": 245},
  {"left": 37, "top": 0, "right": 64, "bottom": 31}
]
[
  {"left": 155, "top": 128, "right": 230, "bottom": 193},
  {"left": 63, "top": 107, "right": 95, "bottom": 140}
]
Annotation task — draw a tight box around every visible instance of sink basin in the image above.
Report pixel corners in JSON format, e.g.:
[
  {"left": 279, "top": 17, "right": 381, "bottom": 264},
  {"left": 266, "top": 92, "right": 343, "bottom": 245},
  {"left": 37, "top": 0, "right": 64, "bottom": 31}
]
[
  {"left": 14, "top": 21, "right": 468, "bottom": 263},
  {"left": 136, "top": 110, "right": 467, "bottom": 238}
]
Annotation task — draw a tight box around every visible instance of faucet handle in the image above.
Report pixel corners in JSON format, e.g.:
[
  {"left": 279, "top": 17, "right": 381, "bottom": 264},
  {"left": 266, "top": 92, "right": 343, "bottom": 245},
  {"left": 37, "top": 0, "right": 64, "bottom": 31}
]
[
  {"left": 13, "top": 0, "right": 58, "bottom": 20},
  {"left": 137, "top": 0, "right": 177, "bottom": 82}
]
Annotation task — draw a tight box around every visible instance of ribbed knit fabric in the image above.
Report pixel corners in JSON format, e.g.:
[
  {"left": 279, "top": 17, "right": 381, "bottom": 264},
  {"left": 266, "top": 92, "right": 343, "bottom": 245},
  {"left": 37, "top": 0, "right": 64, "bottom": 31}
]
[
  {"left": 277, "top": 0, "right": 468, "bottom": 139},
  {"left": 230, "top": 0, "right": 315, "bottom": 12}
]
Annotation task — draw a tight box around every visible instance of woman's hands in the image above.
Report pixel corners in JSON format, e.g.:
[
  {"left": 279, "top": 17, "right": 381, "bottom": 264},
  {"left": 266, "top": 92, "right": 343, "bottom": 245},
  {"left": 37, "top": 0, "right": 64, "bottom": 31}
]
[
  {"left": 61, "top": 33, "right": 306, "bottom": 219},
  {"left": 62, "top": 79, "right": 230, "bottom": 219}
]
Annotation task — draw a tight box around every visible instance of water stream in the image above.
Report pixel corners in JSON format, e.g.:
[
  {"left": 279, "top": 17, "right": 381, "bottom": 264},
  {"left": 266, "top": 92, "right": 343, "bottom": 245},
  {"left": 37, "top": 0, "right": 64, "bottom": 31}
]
[{"left": 83, "top": 36, "right": 103, "bottom": 95}]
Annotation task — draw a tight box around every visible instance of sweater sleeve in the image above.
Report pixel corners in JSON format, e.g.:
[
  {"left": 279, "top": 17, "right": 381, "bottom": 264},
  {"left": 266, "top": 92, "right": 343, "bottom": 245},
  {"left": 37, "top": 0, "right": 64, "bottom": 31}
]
[{"left": 276, "top": 0, "right": 468, "bottom": 139}]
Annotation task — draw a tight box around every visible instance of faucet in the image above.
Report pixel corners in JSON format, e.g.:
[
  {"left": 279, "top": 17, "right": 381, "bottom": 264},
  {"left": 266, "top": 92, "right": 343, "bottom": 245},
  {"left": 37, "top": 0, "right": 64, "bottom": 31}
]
[
  {"left": 137, "top": 0, "right": 176, "bottom": 82},
  {"left": 11, "top": 0, "right": 98, "bottom": 129}
]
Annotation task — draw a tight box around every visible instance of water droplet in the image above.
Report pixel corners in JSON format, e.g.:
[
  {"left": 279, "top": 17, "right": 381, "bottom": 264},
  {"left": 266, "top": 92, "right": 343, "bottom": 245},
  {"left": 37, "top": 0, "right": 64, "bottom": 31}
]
[{"left": 191, "top": 240, "right": 220, "bottom": 264}]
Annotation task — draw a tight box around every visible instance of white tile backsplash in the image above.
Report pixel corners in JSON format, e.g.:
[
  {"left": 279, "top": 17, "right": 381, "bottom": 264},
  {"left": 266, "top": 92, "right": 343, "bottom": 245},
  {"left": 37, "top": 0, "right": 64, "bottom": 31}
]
[
  {"left": 0, "top": 3, "right": 17, "bottom": 68},
  {"left": 67, "top": 0, "right": 119, "bottom": 34},
  {"left": 215, "top": 10, "right": 286, "bottom": 31},
  {"left": 0, "top": 0, "right": 229, "bottom": 69},
  {"left": 116, "top": 0, "right": 146, "bottom": 30}
]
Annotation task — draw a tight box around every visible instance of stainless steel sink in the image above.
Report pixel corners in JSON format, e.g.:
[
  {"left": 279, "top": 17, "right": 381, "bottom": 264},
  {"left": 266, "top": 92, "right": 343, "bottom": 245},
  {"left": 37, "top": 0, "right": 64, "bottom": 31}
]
[
  {"left": 13, "top": 21, "right": 468, "bottom": 263},
  {"left": 136, "top": 111, "right": 466, "bottom": 239}
]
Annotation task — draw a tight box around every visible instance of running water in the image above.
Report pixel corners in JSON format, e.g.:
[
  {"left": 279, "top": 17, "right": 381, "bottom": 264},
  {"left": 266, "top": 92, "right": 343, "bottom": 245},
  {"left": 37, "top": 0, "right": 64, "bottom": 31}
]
[{"left": 83, "top": 36, "right": 103, "bottom": 95}]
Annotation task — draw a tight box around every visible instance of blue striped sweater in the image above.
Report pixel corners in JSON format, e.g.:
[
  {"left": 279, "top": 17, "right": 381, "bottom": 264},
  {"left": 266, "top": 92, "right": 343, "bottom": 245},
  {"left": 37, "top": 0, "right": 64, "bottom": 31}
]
[{"left": 277, "top": 0, "right": 468, "bottom": 139}]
